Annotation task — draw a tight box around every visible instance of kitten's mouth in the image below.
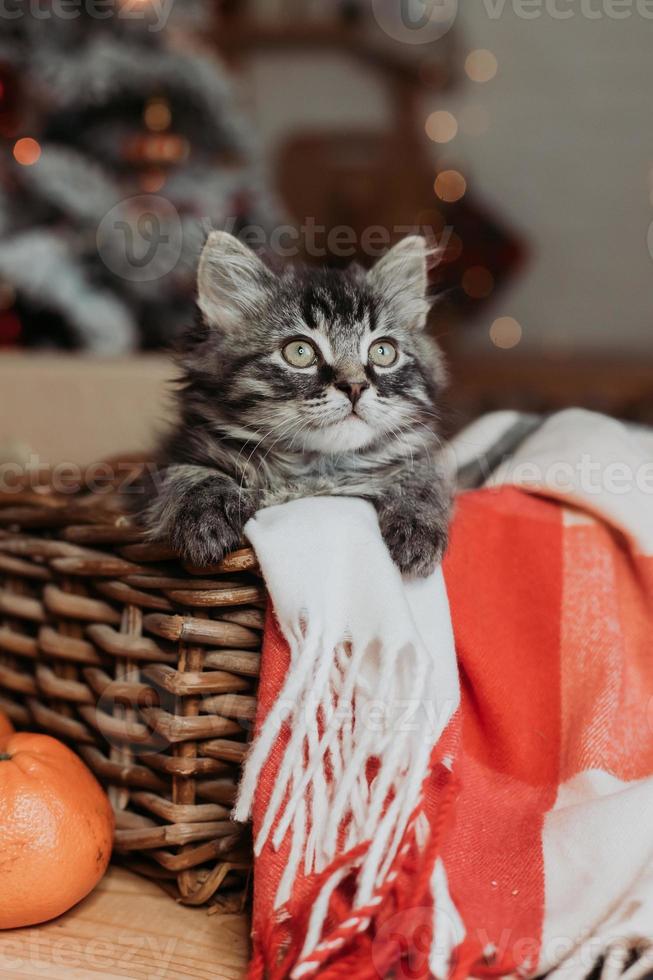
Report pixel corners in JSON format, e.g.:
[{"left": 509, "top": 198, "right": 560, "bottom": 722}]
[
  {"left": 303, "top": 409, "right": 377, "bottom": 452},
  {"left": 317, "top": 408, "right": 372, "bottom": 432}
]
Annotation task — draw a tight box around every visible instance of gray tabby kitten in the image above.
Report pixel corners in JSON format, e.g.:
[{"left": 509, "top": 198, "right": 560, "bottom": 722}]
[{"left": 140, "top": 231, "right": 451, "bottom": 577}]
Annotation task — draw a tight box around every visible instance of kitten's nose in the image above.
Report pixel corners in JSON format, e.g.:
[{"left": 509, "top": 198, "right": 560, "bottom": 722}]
[{"left": 335, "top": 381, "right": 369, "bottom": 406}]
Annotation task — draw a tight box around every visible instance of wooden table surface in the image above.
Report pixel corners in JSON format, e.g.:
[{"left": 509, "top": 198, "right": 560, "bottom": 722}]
[{"left": 0, "top": 867, "right": 249, "bottom": 980}]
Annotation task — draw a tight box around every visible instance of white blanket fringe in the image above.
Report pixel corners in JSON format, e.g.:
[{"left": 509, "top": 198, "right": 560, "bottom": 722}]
[{"left": 234, "top": 496, "right": 461, "bottom": 955}]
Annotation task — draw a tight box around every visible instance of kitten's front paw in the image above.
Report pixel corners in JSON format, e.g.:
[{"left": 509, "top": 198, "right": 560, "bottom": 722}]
[
  {"left": 170, "top": 491, "right": 246, "bottom": 567},
  {"left": 379, "top": 513, "right": 447, "bottom": 578}
]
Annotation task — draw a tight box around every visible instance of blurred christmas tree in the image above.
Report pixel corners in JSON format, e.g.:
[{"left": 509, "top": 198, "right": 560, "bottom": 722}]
[{"left": 0, "top": 0, "right": 278, "bottom": 352}]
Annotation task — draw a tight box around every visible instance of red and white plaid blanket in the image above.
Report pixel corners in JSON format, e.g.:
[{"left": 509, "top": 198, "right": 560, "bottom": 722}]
[{"left": 237, "top": 410, "right": 653, "bottom": 980}]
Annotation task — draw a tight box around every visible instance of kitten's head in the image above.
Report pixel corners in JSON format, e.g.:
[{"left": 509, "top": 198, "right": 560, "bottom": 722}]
[{"left": 183, "top": 231, "right": 445, "bottom": 454}]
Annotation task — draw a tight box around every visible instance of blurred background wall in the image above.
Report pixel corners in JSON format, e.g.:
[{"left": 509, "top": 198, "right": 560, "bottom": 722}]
[
  {"left": 243, "top": 4, "right": 653, "bottom": 354},
  {"left": 448, "top": 6, "right": 653, "bottom": 355}
]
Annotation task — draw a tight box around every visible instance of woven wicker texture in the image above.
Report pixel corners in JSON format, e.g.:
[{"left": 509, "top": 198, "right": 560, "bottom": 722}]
[{"left": 0, "top": 471, "right": 262, "bottom": 909}]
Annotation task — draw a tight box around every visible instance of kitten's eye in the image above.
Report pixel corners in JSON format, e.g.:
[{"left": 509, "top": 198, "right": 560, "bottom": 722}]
[
  {"left": 368, "top": 339, "right": 398, "bottom": 367},
  {"left": 282, "top": 339, "right": 318, "bottom": 368}
]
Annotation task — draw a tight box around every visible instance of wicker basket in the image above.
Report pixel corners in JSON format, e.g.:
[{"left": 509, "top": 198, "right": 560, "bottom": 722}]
[{"left": 0, "top": 470, "right": 264, "bottom": 909}]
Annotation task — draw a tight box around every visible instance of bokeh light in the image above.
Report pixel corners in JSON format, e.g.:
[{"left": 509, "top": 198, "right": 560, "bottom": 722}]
[
  {"left": 434, "top": 169, "right": 466, "bottom": 203},
  {"left": 425, "top": 110, "right": 458, "bottom": 144},
  {"left": 462, "top": 266, "right": 494, "bottom": 299},
  {"left": 13, "top": 137, "right": 41, "bottom": 166},
  {"left": 459, "top": 104, "right": 491, "bottom": 136},
  {"left": 490, "top": 316, "right": 522, "bottom": 349},
  {"left": 465, "top": 50, "right": 498, "bottom": 84},
  {"left": 144, "top": 98, "right": 172, "bottom": 132}
]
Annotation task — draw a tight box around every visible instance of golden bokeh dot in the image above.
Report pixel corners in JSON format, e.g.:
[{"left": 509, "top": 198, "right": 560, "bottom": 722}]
[
  {"left": 462, "top": 266, "right": 494, "bottom": 299},
  {"left": 425, "top": 110, "right": 458, "bottom": 144},
  {"left": 465, "top": 49, "right": 498, "bottom": 84},
  {"left": 144, "top": 98, "right": 172, "bottom": 133},
  {"left": 434, "top": 169, "right": 466, "bottom": 203},
  {"left": 13, "top": 137, "right": 41, "bottom": 166},
  {"left": 490, "top": 316, "right": 522, "bottom": 349},
  {"left": 459, "top": 104, "right": 490, "bottom": 136}
]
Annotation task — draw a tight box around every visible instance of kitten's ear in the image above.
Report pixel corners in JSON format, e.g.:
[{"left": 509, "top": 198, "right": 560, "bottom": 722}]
[
  {"left": 367, "top": 236, "right": 431, "bottom": 330},
  {"left": 197, "top": 231, "right": 274, "bottom": 331}
]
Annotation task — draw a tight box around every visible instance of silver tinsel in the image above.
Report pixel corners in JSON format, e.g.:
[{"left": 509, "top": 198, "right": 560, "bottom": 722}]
[
  {"left": 0, "top": 231, "right": 137, "bottom": 353},
  {"left": 0, "top": 0, "right": 280, "bottom": 353}
]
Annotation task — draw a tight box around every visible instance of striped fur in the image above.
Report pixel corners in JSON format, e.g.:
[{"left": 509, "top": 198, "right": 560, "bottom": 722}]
[{"left": 139, "top": 233, "right": 452, "bottom": 576}]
